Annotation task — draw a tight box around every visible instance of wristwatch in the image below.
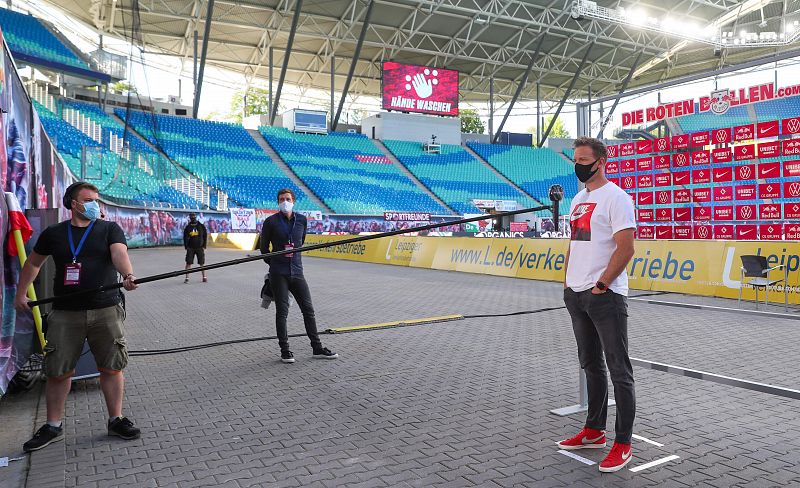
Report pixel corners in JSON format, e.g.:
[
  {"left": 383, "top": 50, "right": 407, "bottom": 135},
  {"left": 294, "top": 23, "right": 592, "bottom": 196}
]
[{"left": 595, "top": 281, "right": 607, "bottom": 291}]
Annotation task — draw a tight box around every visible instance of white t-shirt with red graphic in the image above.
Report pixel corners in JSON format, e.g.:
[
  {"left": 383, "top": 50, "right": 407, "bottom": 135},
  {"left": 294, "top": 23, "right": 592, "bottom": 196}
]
[{"left": 566, "top": 182, "right": 636, "bottom": 296}]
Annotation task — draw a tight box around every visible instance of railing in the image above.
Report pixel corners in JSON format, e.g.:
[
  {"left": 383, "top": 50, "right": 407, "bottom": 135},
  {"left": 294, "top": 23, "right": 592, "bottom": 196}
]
[{"left": 63, "top": 108, "right": 102, "bottom": 143}]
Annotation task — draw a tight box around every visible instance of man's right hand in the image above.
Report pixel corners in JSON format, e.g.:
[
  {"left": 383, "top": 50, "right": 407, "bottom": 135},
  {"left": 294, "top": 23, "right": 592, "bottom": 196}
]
[{"left": 14, "top": 294, "right": 31, "bottom": 312}]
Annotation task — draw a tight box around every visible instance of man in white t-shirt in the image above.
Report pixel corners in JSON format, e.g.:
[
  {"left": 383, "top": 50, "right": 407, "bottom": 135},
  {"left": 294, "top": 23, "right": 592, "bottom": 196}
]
[{"left": 556, "top": 137, "right": 637, "bottom": 473}]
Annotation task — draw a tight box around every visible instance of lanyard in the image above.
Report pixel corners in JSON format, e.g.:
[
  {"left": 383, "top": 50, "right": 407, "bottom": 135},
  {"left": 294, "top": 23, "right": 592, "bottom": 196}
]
[
  {"left": 280, "top": 213, "right": 296, "bottom": 245},
  {"left": 68, "top": 220, "right": 96, "bottom": 263}
]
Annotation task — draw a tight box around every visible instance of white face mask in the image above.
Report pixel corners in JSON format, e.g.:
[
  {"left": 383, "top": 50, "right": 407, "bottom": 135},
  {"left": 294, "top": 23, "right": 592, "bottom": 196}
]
[{"left": 279, "top": 201, "right": 294, "bottom": 214}]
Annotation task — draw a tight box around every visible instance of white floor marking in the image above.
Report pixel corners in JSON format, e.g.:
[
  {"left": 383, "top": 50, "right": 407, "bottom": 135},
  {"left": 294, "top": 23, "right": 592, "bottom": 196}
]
[
  {"left": 557, "top": 450, "right": 596, "bottom": 465},
  {"left": 629, "top": 455, "right": 680, "bottom": 473},
  {"left": 632, "top": 434, "right": 665, "bottom": 447}
]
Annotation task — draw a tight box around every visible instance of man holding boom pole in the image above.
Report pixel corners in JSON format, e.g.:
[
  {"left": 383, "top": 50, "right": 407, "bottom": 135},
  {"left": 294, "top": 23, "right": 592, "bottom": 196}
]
[{"left": 14, "top": 182, "right": 141, "bottom": 452}]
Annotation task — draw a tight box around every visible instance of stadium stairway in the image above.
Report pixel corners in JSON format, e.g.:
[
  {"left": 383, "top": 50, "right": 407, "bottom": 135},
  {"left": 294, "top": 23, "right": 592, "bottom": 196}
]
[
  {"left": 372, "top": 139, "right": 456, "bottom": 215},
  {"left": 246, "top": 129, "right": 331, "bottom": 213},
  {"left": 462, "top": 144, "right": 545, "bottom": 206}
]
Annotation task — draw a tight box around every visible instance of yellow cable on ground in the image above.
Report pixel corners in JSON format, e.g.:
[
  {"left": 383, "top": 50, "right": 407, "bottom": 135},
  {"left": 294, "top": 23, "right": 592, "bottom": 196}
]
[{"left": 326, "top": 314, "right": 464, "bottom": 334}]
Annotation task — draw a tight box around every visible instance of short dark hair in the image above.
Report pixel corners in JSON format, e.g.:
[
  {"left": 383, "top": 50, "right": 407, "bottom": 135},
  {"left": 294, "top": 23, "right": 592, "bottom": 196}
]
[
  {"left": 573, "top": 137, "right": 607, "bottom": 160},
  {"left": 63, "top": 182, "right": 99, "bottom": 208},
  {"left": 277, "top": 188, "right": 296, "bottom": 201}
]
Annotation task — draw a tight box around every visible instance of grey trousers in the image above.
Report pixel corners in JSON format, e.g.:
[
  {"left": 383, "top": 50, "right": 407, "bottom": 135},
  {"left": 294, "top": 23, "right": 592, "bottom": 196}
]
[{"left": 564, "top": 287, "right": 635, "bottom": 444}]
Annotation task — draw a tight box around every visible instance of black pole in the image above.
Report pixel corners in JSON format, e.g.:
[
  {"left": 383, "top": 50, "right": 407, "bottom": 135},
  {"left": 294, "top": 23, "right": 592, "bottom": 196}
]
[
  {"left": 268, "top": 46, "right": 273, "bottom": 121},
  {"left": 493, "top": 33, "right": 545, "bottom": 144},
  {"left": 332, "top": 0, "right": 375, "bottom": 131},
  {"left": 271, "top": 0, "right": 304, "bottom": 124},
  {"left": 192, "top": 0, "right": 215, "bottom": 119},
  {"left": 488, "top": 77, "right": 494, "bottom": 142},
  {"left": 539, "top": 41, "right": 594, "bottom": 147},
  {"left": 28, "top": 205, "right": 551, "bottom": 308}
]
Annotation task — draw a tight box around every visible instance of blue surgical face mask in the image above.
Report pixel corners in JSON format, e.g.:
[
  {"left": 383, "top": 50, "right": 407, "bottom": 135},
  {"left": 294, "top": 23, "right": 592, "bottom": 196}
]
[{"left": 78, "top": 200, "right": 101, "bottom": 221}]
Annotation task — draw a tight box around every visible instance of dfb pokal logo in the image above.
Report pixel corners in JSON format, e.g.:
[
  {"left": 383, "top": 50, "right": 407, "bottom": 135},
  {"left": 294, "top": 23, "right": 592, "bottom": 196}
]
[
  {"left": 789, "top": 118, "right": 800, "bottom": 134},
  {"left": 790, "top": 182, "right": 800, "bottom": 197},
  {"left": 709, "top": 89, "right": 730, "bottom": 115},
  {"left": 697, "top": 226, "right": 709, "bottom": 239}
]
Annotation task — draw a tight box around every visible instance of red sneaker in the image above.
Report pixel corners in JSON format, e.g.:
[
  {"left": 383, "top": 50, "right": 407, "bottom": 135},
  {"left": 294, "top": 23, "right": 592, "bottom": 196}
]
[
  {"left": 556, "top": 427, "right": 606, "bottom": 450},
  {"left": 599, "top": 442, "right": 633, "bottom": 472}
]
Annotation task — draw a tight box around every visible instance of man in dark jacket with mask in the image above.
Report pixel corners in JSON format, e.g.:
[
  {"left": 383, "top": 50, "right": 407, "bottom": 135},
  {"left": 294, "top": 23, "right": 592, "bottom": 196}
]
[
  {"left": 183, "top": 213, "right": 208, "bottom": 283},
  {"left": 260, "top": 188, "right": 337, "bottom": 364}
]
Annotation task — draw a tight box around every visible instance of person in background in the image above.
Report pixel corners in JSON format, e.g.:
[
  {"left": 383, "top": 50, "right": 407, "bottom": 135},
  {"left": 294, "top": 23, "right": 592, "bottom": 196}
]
[
  {"left": 259, "top": 188, "right": 338, "bottom": 364},
  {"left": 183, "top": 213, "right": 208, "bottom": 283},
  {"left": 14, "top": 182, "right": 140, "bottom": 452}
]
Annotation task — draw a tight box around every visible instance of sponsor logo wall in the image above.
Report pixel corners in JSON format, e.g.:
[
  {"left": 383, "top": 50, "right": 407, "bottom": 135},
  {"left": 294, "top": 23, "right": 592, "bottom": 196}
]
[{"left": 607, "top": 112, "right": 800, "bottom": 240}]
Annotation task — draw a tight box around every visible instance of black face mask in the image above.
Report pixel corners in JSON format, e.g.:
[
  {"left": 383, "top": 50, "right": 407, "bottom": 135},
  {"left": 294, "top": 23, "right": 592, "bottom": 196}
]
[{"left": 574, "top": 158, "right": 600, "bottom": 183}]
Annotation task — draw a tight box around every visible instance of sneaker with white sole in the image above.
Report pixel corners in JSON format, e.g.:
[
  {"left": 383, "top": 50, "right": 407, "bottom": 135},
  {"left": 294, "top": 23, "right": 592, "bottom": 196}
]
[
  {"left": 599, "top": 442, "right": 633, "bottom": 472},
  {"left": 281, "top": 350, "right": 295, "bottom": 363},
  {"left": 23, "top": 424, "right": 64, "bottom": 452},
  {"left": 556, "top": 427, "right": 606, "bottom": 450},
  {"left": 312, "top": 347, "right": 338, "bottom": 359}
]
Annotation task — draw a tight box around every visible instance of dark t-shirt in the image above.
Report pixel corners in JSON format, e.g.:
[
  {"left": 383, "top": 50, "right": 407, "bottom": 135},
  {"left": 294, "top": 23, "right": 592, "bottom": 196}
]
[{"left": 33, "top": 220, "right": 127, "bottom": 310}]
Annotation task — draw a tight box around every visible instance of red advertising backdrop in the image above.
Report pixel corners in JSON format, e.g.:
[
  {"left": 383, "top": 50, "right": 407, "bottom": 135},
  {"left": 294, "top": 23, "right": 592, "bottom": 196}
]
[{"left": 382, "top": 62, "right": 459, "bottom": 116}]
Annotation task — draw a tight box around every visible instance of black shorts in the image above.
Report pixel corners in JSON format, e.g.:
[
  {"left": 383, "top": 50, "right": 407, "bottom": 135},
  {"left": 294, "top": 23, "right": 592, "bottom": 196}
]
[{"left": 186, "top": 248, "right": 205, "bottom": 265}]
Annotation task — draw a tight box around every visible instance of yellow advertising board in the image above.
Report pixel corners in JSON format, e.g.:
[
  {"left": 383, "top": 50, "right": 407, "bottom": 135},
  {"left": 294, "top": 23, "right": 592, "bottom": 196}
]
[{"left": 304, "top": 235, "right": 800, "bottom": 305}]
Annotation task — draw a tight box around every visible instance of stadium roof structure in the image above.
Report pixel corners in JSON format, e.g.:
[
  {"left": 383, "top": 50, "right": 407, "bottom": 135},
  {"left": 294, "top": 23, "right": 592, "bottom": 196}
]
[{"left": 44, "top": 0, "right": 800, "bottom": 104}]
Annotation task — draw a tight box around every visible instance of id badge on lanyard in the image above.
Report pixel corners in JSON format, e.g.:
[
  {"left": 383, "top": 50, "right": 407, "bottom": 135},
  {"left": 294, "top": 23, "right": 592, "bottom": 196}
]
[
  {"left": 64, "top": 263, "right": 82, "bottom": 286},
  {"left": 66, "top": 220, "right": 95, "bottom": 286},
  {"left": 285, "top": 242, "right": 294, "bottom": 258}
]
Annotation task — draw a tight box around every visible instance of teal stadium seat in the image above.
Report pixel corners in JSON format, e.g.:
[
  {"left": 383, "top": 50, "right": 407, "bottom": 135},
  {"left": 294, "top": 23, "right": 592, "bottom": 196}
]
[
  {"left": 467, "top": 142, "right": 577, "bottom": 215},
  {"left": 34, "top": 100, "right": 200, "bottom": 208},
  {"left": 383, "top": 140, "right": 541, "bottom": 215},
  {"left": 0, "top": 7, "right": 90, "bottom": 70},
  {"left": 259, "top": 127, "right": 449, "bottom": 214},
  {"left": 117, "top": 110, "right": 319, "bottom": 211}
]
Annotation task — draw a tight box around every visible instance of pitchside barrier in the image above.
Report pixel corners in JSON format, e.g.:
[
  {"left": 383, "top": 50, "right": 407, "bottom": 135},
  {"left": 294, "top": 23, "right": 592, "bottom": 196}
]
[{"left": 222, "top": 235, "right": 800, "bottom": 305}]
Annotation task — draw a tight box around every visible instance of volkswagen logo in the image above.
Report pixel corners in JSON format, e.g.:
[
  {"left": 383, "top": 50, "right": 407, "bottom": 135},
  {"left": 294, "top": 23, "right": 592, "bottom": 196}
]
[
  {"left": 740, "top": 206, "right": 753, "bottom": 219},
  {"left": 739, "top": 166, "right": 751, "bottom": 179},
  {"left": 608, "top": 146, "right": 617, "bottom": 157},
  {"left": 791, "top": 182, "right": 800, "bottom": 197},
  {"left": 715, "top": 130, "right": 728, "bottom": 142},
  {"left": 658, "top": 193, "right": 668, "bottom": 204},
  {"left": 657, "top": 139, "right": 667, "bottom": 151},
  {"left": 676, "top": 154, "right": 686, "bottom": 165},
  {"left": 789, "top": 119, "right": 800, "bottom": 133},
  {"left": 697, "top": 227, "right": 709, "bottom": 238},
  {"left": 625, "top": 177, "right": 633, "bottom": 187}
]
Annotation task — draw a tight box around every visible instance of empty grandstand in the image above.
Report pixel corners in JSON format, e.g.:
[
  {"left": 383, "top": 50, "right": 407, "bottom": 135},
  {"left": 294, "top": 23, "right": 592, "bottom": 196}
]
[
  {"left": 468, "top": 143, "right": 577, "bottom": 215},
  {"left": 119, "top": 110, "right": 319, "bottom": 211},
  {"left": 260, "top": 127, "right": 450, "bottom": 215}
]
